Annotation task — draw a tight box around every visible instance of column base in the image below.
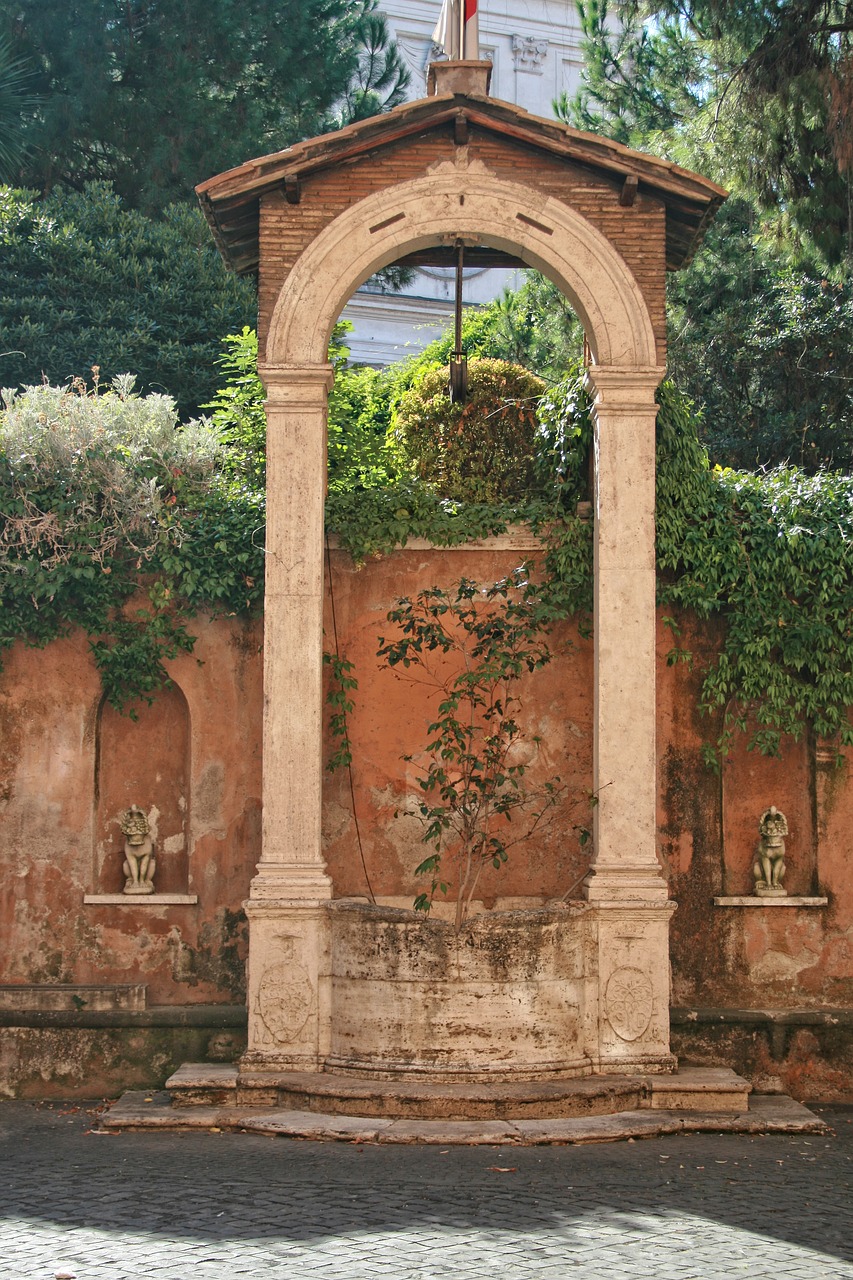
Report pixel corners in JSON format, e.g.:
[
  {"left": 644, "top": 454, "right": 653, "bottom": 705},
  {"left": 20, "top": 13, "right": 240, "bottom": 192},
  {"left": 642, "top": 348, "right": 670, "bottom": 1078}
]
[
  {"left": 584, "top": 864, "right": 670, "bottom": 903},
  {"left": 248, "top": 862, "right": 333, "bottom": 902},
  {"left": 239, "top": 1050, "right": 326, "bottom": 1076}
]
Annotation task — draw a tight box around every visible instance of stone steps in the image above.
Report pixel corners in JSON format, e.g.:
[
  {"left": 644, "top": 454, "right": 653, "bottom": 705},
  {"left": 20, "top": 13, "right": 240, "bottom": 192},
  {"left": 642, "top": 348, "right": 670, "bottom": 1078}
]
[
  {"left": 101, "top": 1089, "right": 827, "bottom": 1144},
  {"left": 163, "top": 1063, "right": 750, "bottom": 1121}
]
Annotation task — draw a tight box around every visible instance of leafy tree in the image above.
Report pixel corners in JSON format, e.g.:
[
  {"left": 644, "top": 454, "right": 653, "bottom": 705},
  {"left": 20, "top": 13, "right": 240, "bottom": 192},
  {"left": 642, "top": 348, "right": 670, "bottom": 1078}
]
[
  {"left": 377, "top": 573, "right": 575, "bottom": 927},
  {"left": 3, "top": 0, "right": 409, "bottom": 212},
  {"left": 0, "top": 184, "right": 255, "bottom": 418},
  {"left": 555, "top": 1, "right": 852, "bottom": 466},
  {"left": 667, "top": 199, "right": 853, "bottom": 470},
  {"left": 203, "top": 328, "right": 268, "bottom": 488},
  {"left": 205, "top": 323, "right": 399, "bottom": 491},
  {"left": 328, "top": 358, "right": 397, "bottom": 490}
]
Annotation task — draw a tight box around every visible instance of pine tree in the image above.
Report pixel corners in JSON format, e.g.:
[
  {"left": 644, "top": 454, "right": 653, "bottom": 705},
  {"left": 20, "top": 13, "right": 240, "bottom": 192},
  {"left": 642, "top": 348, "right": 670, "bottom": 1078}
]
[
  {"left": 2, "top": 0, "right": 409, "bottom": 211},
  {"left": 558, "top": 0, "right": 853, "bottom": 267}
]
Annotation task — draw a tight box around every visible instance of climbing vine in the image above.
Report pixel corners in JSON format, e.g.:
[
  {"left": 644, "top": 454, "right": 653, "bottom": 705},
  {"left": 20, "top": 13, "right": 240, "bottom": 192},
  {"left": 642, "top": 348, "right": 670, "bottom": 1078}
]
[
  {"left": 656, "top": 382, "right": 853, "bottom": 760},
  {"left": 327, "top": 369, "right": 853, "bottom": 763},
  {"left": 2, "top": 336, "right": 853, "bottom": 762}
]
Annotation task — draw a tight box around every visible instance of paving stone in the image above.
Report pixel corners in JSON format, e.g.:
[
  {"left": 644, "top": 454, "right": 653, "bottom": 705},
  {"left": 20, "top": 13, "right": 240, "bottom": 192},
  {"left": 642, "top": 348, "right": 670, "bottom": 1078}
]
[{"left": 1, "top": 1100, "right": 852, "bottom": 1279}]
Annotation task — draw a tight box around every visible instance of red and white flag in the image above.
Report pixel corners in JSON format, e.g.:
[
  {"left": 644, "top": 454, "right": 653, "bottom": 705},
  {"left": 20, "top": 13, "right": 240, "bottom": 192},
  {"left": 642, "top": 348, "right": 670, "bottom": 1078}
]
[
  {"left": 432, "top": 0, "right": 479, "bottom": 59},
  {"left": 463, "top": 0, "right": 479, "bottom": 58}
]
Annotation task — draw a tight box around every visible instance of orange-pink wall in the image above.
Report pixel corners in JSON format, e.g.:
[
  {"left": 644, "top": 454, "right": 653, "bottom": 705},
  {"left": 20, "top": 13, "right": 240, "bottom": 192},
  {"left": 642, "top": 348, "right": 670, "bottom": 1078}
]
[
  {"left": 322, "top": 546, "right": 594, "bottom": 906},
  {"left": 0, "top": 614, "right": 262, "bottom": 1004},
  {"left": 2, "top": 545, "right": 853, "bottom": 1012}
]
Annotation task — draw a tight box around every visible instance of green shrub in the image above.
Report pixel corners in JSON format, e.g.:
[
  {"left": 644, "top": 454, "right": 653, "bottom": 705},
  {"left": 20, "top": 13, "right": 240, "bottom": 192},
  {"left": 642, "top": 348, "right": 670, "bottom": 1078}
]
[
  {"left": 0, "top": 375, "right": 221, "bottom": 575},
  {"left": 0, "top": 184, "right": 256, "bottom": 419},
  {"left": 0, "top": 375, "right": 264, "bottom": 709},
  {"left": 392, "top": 358, "right": 546, "bottom": 503},
  {"left": 7, "top": 343, "right": 853, "bottom": 773},
  {"left": 203, "top": 328, "right": 267, "bottom": 488}
]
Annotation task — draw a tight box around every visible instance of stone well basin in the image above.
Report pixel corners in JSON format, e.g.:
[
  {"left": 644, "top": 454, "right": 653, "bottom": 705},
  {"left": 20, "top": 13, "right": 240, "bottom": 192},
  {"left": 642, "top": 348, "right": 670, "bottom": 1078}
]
[{"left": 326, "top": 898, "right": 595, "bottom": 1082}]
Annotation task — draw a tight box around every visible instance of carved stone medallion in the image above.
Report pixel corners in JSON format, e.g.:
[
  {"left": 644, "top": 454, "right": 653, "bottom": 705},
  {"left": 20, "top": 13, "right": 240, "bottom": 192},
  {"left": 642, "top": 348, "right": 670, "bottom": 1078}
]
[
  {"left": 604, "top": 966, "right": 654, "bottom": 1042},
  {"left": 257, "top": 957, "right": 313, "bottom": 1043}
]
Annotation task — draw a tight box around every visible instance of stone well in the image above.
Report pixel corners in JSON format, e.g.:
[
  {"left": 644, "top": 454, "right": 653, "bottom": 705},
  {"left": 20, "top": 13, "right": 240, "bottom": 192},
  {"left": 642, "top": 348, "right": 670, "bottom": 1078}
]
[{"left": 326, "top": 900, "right": 596, "bottom": 1081}]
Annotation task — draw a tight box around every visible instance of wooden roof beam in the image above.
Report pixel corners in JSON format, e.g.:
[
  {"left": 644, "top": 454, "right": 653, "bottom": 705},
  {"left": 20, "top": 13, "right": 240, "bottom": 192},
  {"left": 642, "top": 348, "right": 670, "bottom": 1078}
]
[{"left": 620, "top": 174, "right": 639, "bottom": 207}]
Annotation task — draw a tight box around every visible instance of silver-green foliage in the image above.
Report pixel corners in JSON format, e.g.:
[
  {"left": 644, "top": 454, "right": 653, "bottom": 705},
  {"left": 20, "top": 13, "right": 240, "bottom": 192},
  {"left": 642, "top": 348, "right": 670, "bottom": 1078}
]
[{"left": 0, "top": 375, "right": 264, "bottom": 710}]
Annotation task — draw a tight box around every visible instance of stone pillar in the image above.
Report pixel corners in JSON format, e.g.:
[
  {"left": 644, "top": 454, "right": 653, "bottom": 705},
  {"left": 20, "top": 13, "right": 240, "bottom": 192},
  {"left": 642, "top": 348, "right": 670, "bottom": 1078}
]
[
  {"left": 242, "top": 364, "right": 334, "bottom": 1073},
  {"left": 584, "top": 365, "right": 676, "bottom": 1072}
]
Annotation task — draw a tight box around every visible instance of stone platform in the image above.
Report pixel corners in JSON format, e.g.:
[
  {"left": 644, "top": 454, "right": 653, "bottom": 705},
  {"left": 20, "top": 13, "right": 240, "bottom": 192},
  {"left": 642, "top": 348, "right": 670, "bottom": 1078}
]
[{"left": 101, "top": 1065, "right": 827, "bottom": 1143}]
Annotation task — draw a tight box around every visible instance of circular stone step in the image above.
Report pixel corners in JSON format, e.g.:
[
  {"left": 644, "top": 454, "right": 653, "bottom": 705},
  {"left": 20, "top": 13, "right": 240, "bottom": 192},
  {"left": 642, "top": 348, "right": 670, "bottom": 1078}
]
[{"left": 233, "top": 1069, "right": 648, "bottom": 1120}]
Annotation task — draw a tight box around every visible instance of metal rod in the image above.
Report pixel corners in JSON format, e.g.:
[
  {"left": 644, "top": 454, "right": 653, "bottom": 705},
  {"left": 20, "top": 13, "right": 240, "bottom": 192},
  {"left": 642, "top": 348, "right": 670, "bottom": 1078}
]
[{"left": 455, "top": 238, "right": 464, "bottom": 355}]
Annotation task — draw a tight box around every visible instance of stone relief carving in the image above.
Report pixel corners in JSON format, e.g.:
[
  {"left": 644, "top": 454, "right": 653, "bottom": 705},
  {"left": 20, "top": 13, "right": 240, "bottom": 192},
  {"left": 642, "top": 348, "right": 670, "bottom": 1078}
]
[
  {"left": 120, "top": 805, "right": 156, "bottom": 895},
  {"left": 511, "top": 34, "right": 549, "bottom": 73},
  {"left": 754, "top": 805, "right": 788, "bottom": 896},
  {"left": 604, "top": 966, "right": 654, "bottom": 1041},
  {"left": 393, "top": 35, "right": 435, "bottom": 94},
  {"left": 257, "top": 937, "right": 313, "bottom": 1043}
]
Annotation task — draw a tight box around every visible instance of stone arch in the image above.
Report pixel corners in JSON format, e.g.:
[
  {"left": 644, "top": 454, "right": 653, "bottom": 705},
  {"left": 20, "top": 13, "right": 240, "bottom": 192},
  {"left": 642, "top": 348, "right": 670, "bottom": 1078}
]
[
  {"left": 266, "top": 168, "right": 658, "bottom": 370},
  {"left": 247, "top": 152, "right": 672, "bottom": 1077}
]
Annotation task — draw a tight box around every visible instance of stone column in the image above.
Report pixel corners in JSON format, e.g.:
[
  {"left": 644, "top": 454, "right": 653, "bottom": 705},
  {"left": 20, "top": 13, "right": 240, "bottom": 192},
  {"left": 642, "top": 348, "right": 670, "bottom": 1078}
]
[
  {"left": 242, "top": 364, "right": 334, "bottom": 1073},
  {"left": 584, "top": 365, "right": 676, "bottom": 1073}
]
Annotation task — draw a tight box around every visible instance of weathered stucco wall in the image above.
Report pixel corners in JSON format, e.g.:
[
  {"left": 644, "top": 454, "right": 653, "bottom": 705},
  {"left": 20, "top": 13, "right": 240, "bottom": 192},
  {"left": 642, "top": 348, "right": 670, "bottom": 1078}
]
[
  {"left": 656, "top": 608, "right": 853, "bottom": 1012},
  {"left": 3, "top": 541, "right": 853, "bottom": 1094},
  {"left": 0, "top": 613, "right": 263, "bottom": 1006},
  {"left": 321, "top": 541, "right": 594, "bottom": 908}
]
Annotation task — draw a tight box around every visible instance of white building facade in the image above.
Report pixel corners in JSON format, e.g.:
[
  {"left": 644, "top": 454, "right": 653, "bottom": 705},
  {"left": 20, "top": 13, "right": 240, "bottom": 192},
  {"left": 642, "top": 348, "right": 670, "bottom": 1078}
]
[{"left": 341, "top": 0, "right": 585, "bottom": 364}]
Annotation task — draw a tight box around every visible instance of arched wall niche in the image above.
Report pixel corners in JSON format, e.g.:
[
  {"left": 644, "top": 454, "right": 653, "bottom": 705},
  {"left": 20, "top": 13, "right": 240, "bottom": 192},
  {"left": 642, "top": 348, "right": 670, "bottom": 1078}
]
[
  {"left": 93, "top": 686, "right": 191, "bottom": 895},
  {"left": 721, "top": 732, "right": 817, "bottom": 898}
]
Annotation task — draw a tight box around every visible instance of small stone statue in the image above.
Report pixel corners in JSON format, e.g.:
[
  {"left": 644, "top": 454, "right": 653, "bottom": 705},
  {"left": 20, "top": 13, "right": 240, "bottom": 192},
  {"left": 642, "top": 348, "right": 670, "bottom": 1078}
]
[
  {"left": 120, "top": 805, "right": 156, "bottom": 895},
  {"left": 753, "top": 805, "right": 788, "bottom": 897}
]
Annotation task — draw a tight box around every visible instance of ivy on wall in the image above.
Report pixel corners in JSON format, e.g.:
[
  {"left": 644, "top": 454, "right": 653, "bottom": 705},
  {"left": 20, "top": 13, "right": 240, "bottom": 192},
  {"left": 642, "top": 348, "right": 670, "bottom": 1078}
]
[
  {"left": 656, "top": 384, "right": 853, "bottom": 760},
  {"left": 2, "top": 339, "right": 852, "bottom": 761}
]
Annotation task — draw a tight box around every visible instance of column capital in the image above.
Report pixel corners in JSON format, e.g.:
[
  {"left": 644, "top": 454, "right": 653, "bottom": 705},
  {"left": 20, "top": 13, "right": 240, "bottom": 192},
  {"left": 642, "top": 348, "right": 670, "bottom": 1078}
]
[
  {"left": 259, "top": 363, "right": 335, "bottom": 406},
  {"left": 584, "top": 365, "right": 667, "bottom": 412}
]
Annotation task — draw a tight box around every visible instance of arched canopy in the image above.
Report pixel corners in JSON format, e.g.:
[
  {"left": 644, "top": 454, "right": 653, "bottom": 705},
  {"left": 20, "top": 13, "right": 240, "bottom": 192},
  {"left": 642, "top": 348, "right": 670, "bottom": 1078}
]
[
  {"left": 210, "top": 74, "right": 705, "bottom": 1078},
  {"left": 265, "top": 167, "right": 658, "bottom": 370},
  {"left": 198, "top": 80, "right": 726, "bottom": 376}
]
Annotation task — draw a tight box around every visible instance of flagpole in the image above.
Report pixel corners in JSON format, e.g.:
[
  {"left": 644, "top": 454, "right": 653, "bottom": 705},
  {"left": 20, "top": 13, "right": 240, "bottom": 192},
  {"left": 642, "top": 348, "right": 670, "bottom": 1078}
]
[
  {"left": 463, "top": 0, "right": 479, "bottom": 59},
  {"left": 433, "top": 0, "right": 478, "bottom": 61}
]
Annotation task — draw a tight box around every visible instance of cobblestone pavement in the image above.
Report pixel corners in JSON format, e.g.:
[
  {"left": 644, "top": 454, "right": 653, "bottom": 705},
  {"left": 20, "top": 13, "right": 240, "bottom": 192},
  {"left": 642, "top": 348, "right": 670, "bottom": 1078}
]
[{"left": 1, "top": 1100, "right": 852, "bottom": 1280}]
